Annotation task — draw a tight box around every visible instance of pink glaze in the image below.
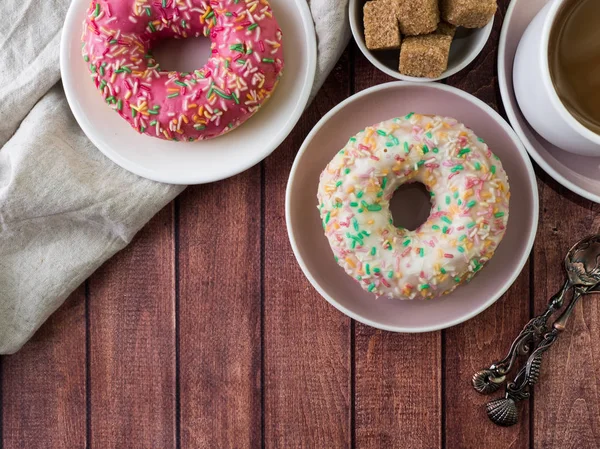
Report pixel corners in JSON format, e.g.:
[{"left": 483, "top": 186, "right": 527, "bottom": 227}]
[{"left": 82, "top": 0, "right": 284, "bottom": 142}]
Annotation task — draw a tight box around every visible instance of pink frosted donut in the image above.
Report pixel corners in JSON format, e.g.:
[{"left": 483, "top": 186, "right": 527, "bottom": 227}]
[{"left": 81, "top": 0, "right": 284, "bottom": 141}]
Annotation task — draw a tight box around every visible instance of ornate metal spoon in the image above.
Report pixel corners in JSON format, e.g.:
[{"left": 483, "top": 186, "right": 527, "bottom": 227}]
[
  {"left": 472, "top": 234, "right": 600, "bottom": 426},
  {"left": 472, "top": 235, "right": 600, "bottom": 396}
]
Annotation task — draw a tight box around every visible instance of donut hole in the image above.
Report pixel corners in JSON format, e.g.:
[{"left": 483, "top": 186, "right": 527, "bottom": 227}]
[
  {"left": 389, "top": 182, "right": 432, "bottom": 231},
  {"left": 151, "top": 36, "right": 212, "bottom": 73}
]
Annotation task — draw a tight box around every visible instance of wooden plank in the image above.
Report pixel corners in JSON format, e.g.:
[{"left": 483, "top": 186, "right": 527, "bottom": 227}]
[
  {"left": 88, "top": 205, "right": 176, "bottom": 449},
  {"left": 1, "top": 288, "right": 86, "bottom": 449},
  {"left": 263, "top": 50, "right": 352, "bottom": 448},
  {"left": 444, "top": 1, "right": 531, "bottom": 446},
  {"left": 178, "top": 171, "right": 262, "bottom": 449},
  {"left": 533, "top": 174, "right": 600, "bottom": 449},
  {"left": 443, "top": 276, "right": 531, "bottom": 448},
  {"left": 352, "top": 45, "right": 442, "bottom": 449},
  {"left": 354, "top": 327, "right": 442, "bottom": 449}
]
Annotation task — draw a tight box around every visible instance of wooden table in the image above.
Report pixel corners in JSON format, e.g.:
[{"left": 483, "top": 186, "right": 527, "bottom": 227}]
[{"left": 2, "top": 1, "right": 599, "bottom": 447}]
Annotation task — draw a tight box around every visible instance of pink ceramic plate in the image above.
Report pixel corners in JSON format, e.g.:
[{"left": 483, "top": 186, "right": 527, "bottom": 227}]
[
  {"left": 499, "top": 0, "right": 600, "bottom": 203},
  {"left": 286, "top": 82, "right": 538, "bottom": 333}
]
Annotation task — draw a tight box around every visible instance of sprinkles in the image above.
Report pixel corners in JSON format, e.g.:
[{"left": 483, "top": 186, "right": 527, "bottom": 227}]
[
  {"left": 81, "top": 0, "right": 284, "bottom": 141},
  {"left": 317, "top": 114, "right": 510, "bottom": 300}
]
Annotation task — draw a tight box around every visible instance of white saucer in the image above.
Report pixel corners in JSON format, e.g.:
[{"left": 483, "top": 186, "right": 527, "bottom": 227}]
[
  {"left": 60, "top": 0, "right": 316, "bottom": 185},
  {"left": 499, "top": 0, "right": 600, "bottom": 203}
]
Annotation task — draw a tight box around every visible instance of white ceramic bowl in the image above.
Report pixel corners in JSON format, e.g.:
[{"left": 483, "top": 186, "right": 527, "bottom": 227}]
[
  {"left": 286, "top": 82, "right": 538, "bottom": 333},
  {"left": 349, "top": 0, "right": 494, "bottom": 82},
  {"left": 60, "top": 0, "right": 317, "bottom": 185}
]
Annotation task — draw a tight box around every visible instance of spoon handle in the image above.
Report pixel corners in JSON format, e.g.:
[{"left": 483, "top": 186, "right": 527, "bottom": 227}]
[
  {"left": 552, "top": 288, "right": 585, "bottom": 331},
  {"left": 485, "top": 290, "right": 584, "bottom": 427},
  {"left": 471, "top": 280, "right": 571, "bottom": 395}
]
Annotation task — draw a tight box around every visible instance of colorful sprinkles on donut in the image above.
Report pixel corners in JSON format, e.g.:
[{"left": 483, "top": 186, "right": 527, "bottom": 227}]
[
  {"left": 317, "top": 114, "right": 510, "bottom": 300},
  {"left": 81, "top": 0, "right": 284, "bottom": 141}
]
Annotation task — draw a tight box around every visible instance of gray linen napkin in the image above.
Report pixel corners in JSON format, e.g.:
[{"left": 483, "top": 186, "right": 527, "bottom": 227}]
[{"left": 0, "top": 0, "right": 350, "bottom": 354}]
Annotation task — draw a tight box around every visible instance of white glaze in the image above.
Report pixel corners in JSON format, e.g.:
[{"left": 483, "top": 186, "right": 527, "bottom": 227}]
[{"left": 317, "top": 114, "right": 510, "bottom": 300}]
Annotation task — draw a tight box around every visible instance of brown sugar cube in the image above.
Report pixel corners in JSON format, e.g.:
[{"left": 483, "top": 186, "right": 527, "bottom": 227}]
[
  {"left": 399, "top": 34, "right": 452, "bottom": 78},
  {"left": 363, "top": 1, "right": 401, "bottom": 51},
  {"left": 440, "top": 0, "right": 497, "bottom": 28},
  {"left": 393, "top": 0, "right": 439, "bottom": 36},
  {"left": 436, "top": 21, "right": 457, "bottom": 38}
]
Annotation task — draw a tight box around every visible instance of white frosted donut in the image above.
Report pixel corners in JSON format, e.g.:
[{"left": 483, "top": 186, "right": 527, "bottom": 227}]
[{"left": 317, "top": 114, "right": 510, "bottom": 300}]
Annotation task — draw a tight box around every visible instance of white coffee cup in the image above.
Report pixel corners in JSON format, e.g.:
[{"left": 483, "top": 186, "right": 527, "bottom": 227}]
[{"left": 513, "top": 0, "right": 600, "bottom": 156}]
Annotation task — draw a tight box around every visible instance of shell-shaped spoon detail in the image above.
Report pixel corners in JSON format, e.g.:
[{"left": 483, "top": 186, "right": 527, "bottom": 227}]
[
  {"left": 472, "top": 369, "right": 503, "bottom": 394},
  {"left": 486, "top": 397, "right": 519, "bottom": 427}
]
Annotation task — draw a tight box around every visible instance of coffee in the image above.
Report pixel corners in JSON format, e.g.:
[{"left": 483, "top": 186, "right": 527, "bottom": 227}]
[{"left": 549, "top": 0, "right": 600, "bottom": 135}]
